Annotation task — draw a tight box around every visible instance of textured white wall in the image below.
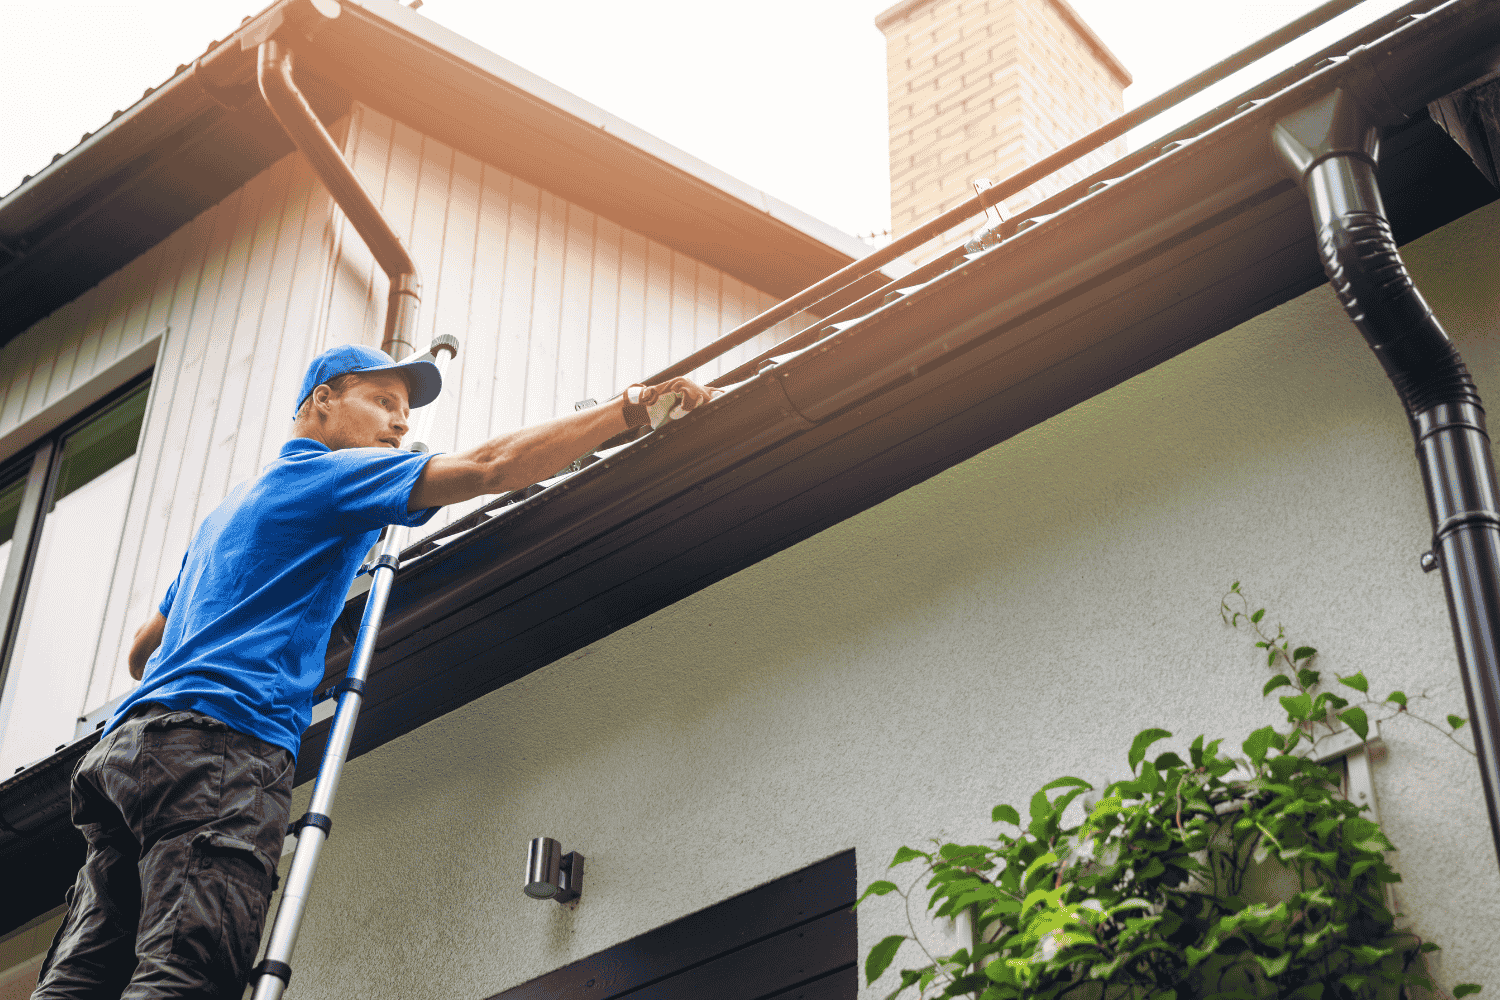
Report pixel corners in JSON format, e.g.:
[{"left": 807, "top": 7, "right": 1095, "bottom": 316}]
[{"left": 282, "top": 197, "right": 1500, "bottom": 1000}]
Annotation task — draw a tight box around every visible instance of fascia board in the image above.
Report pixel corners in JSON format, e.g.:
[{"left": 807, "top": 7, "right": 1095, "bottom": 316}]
[
  {"left": 330, "top": 0, "right": 883, "bottom": 272},
  {"left": 0, "top": 2, "right": 284, "bottom": 238}
]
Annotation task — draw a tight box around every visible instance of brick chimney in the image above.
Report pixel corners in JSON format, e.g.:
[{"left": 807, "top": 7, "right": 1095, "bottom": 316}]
[{"left": 876, "top": 0, "right": 1131, "bottom": 263}]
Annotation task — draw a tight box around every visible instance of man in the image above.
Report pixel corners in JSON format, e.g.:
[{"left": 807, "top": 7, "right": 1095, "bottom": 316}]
[{"left": 32, "top": 344, "right": 715, "bottom": 999}]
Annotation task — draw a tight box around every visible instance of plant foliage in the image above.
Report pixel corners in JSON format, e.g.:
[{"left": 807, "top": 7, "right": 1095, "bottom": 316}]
[{"left": 856, "top": 587, "right": 1481, "bottom": 999}]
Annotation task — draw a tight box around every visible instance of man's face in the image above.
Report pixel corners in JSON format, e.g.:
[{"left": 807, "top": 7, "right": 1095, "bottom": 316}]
[{"left": 321, "top": 371, "right": 411, "bottom": 450}]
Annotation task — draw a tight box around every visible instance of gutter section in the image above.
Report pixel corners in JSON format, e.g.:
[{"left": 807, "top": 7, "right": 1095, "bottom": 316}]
[{"left": 1274, "top": 81, "right": 1500, "bottom": 867}]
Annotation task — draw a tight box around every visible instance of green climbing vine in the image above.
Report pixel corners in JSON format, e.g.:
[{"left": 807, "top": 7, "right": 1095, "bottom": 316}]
[
  {"left": 1219, "top": 582, "right": 1475, "bottom": 758},
  {"left": 855, "top": 585, "right": 1481, "bottom": 1000}
]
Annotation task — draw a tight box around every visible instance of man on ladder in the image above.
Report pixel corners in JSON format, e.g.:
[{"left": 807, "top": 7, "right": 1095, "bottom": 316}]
[{"left": 31, "top": 342, "right": 713, "bottom": 999}]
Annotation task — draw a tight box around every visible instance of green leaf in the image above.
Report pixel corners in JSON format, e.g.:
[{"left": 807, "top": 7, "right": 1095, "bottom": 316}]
[
  {"left": 1243, "top": 726, "right": 1283, "bottom": 767},
  {"left": 1251, "top": 608, "right": 1265, "bottom": 623},
  {"left": 1022, "top": 852, "right": 1060, "bottom": 890},
  {"left": 1451, "top": 715, "right": 1469, "bottom": 731},
  {"left": 1293, "top": 646, "right": 1317, "bottom": 661},
  {"left": 1255, "top": 952, "right": 1291, "bottom": 978},
  {"left": 890, "top": 846, "right": 929, "bottom": 868},
  {"left": 1267, "top": 649, "right": 1277, "bottom": 668},
  {"left": 1281, "top": 692, "right": 1312, "bottom": 721},
  {"left": 1387, "top": 690, "right": 1408, "bottom": 708},
  {"left": 1338, "top": 671, "right": 1369, "bottom": 693},
  {"left": 1231, "top": 581, "right": 1240, "bottom": 591},
  {"left": 1129, "top": 729, "right": 1172, "bottom": 773},
  {"left": 1190, "top": 734, "right": 1205, "bottom": 767},
  {"left": 1297, "top": 668, "right": 1320, "bottom": 688},
  {"left": 1038, "top": 776, "right": 1092, "bottom": 793},
  {"left": 865, "top": 935, "right": 906, "bottom": 984},
  {"left": 854, "top": 881, "right": 901, "bottom": 908},
  {"left": 884, "top": 969, "right": 923, "bottom": 1000},
  {"left": 992, "top": 804, "right": 1021, "bottom": 826},
  {"left": 1263, "top": 674, "right": 1293, "bottom": 696},
  {"left": 1337, "top": 706, "right": 1370, "bottom": 741},
  {"left": 1029, "top": 788, "right": 1052, "bottom": 823},
  {"left": 1154, "top": 752, "right": 1186, "bottom": 770},
  {"left": 1454, "top": 985, "right": 1482, "bottom": 998}
]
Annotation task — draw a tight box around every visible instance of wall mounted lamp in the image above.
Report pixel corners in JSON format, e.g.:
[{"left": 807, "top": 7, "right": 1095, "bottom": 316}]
[{"left": 524, "top": 837, "right": 584, "bottom": 905}]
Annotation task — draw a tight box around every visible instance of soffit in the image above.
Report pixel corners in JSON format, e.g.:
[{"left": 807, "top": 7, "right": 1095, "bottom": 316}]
[{"left": 0, "top": 0, "right": 882, "bottom": 349}]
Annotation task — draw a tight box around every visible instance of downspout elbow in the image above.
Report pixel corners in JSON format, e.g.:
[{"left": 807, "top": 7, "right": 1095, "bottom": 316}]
[
  {"left": 256, "top": 37, "right": 421, "bottom": 358},
  {"left": 1271, "top": 88, "right": 1477, "bottom": 422}
]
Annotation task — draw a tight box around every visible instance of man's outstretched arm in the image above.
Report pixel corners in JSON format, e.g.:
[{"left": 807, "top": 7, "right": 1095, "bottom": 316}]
[
  {"left": 129, "top": 611, "right": 166, "bottom": 680},
  {"left": 408, "top": 377, "right": 715, "bottom": 511}
]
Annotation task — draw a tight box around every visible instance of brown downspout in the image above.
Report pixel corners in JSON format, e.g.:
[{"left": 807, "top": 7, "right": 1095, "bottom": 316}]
[{"left": 257, "top": 35, "right": 421, "bottom": 359}]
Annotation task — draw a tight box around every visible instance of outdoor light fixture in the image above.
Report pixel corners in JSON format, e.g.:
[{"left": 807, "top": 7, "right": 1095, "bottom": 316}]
[{"left": 524, "top": 837, "right": 584, "bottom": 905}]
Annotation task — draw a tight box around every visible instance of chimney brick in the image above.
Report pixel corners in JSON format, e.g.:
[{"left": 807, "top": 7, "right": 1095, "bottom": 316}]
[{"left": 876, "top": 0, "right": 1129, "bottom": 264}]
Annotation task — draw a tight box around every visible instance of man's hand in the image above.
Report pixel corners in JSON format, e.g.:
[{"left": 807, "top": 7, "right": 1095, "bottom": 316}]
[
  {"left": 409, "top": 376, "right": 718, "bottom": 511},
  {"left": 621, "top": 377, "right": 719, "bottom": 429},
  {"left": 128, "top": 611, "right": 166, "bottom": 680}
]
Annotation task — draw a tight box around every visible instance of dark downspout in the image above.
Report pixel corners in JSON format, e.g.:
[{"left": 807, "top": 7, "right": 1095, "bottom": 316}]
[
  {"left": 257, "top": 36, "right": 422, "bottom": 359},
  {"left": 1273, "top": 88, "right": 1500, "bottom": 868}
]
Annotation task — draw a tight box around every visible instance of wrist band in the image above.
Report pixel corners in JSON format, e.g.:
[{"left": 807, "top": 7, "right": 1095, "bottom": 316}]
[{"left": 623, "top": 384, "right": 650, "bottom": 428}]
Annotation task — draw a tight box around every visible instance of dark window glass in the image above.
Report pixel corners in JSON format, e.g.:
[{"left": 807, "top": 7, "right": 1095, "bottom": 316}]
[
  {"left": 51, "top": 382, "right": 149, "bottom": 508},
  {"left": 0, "top": 470, "right": 25, "bottom": 548}
]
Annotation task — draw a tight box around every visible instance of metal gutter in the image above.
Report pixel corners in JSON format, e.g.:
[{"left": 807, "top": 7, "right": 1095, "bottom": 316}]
[{"left": 1273, "top": 82, "right": 1500, "bottom": 866}]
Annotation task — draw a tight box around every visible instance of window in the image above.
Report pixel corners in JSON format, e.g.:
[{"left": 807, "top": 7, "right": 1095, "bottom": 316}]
[{"left": 0, "top": 376, "right": 151, "bottom": 777}]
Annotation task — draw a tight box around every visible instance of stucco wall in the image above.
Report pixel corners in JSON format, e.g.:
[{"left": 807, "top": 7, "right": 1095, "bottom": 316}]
[{"left": 281, "top": 194, "right": 1500, "bottom": 1000}]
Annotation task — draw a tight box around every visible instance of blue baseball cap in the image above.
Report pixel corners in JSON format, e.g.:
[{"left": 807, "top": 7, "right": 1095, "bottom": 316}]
[{"left": 294, "top": 344, "right": 442, "bottom": 416}]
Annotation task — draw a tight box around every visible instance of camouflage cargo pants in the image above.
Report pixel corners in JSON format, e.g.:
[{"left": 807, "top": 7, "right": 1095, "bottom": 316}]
[{"left": 32, "top": 703, "right": 294, "bottom": 999}]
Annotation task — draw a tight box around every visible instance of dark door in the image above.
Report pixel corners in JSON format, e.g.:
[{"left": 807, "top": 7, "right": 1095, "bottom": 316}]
[{"left": 490, "top": 850, "right": 857, "bottom": 1000}]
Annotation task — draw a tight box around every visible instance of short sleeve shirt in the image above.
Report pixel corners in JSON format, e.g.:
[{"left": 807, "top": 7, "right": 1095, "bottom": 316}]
[{"left": 106, "top": 438, "right": 439, "bottom": 758}]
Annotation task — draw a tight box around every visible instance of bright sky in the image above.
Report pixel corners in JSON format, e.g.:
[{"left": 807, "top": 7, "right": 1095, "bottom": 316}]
[{"left": 1, "top": 0, "right": 1411, "bottom": 239}]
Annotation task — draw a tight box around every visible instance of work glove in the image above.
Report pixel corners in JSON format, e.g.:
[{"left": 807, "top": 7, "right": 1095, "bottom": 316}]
[{"left": 622, "top": 377, "right": 721, "bottom": 430}]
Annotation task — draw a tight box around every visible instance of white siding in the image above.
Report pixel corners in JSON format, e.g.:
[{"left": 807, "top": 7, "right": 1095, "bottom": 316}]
[{"left": 0, "top": 103, "right": 813, "bottom": 741}]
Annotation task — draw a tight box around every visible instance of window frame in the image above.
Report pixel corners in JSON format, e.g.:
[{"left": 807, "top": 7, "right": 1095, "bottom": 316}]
[{"left": 0, "top": 371, "right": 154, "bottom": 747}]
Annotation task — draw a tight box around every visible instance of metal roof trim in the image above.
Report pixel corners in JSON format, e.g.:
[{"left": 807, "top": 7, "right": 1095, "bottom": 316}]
[
  {"left": 0, "top": 0, "right": 287, "bottom": 235},
  {"left": 333, "top": 0, "right": 878, "bottom": 265}
]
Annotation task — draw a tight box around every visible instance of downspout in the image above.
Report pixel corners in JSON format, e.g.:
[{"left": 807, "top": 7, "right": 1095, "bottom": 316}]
[
  {"left": 257, "top": 34, "right": 421, "bottom": 359},
  {"left": 1272, "top": 88, "right": 1500, "bottom": 867}
]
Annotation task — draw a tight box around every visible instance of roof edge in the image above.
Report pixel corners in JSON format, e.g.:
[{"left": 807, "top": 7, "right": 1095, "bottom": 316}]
[
  {"left": 874, "top": 0, "right": 1132, "bottom": 87},
  {"left": 340, "top": 1, "right": 879, "bottom": 265}
]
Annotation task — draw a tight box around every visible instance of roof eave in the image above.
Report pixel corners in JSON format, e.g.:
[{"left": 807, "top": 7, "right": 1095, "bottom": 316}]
[{"left": 0, "top": 0, "right": 893, "bottom": 349}]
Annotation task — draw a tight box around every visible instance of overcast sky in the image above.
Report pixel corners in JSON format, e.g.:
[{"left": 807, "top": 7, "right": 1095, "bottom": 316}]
[{"left": 1, "top": 0, "right": 1410, "bottom": 238}]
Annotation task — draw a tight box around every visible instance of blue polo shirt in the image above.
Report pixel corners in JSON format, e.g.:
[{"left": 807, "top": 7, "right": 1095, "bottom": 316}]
[{"left": 107, "top": 438, "right": 440, "bottom": 758}]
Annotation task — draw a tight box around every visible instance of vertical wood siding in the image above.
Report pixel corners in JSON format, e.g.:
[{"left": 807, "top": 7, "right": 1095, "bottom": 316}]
[{"left": 0, "top": 102, "right": 814, "bottom": 732}]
